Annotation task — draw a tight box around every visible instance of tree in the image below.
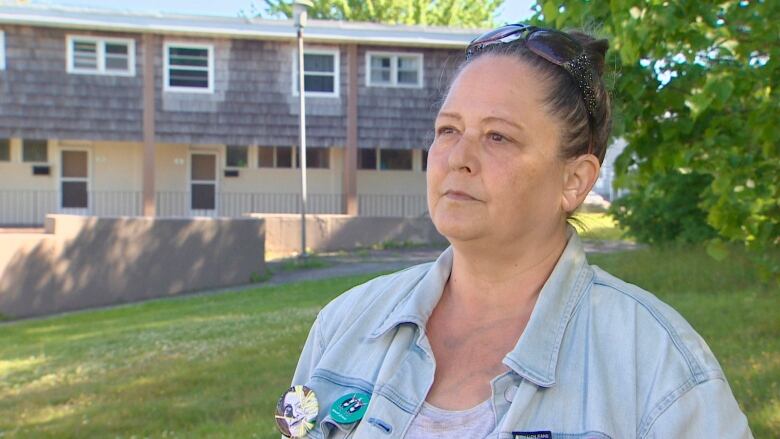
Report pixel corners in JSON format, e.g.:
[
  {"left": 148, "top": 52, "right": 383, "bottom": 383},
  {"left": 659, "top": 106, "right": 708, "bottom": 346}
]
[
  {"left": 250, "top": 0, "right": 504, "bottom": 28},
  {"left": 533, "top": 0, "right": 779, "bottom": 281}
]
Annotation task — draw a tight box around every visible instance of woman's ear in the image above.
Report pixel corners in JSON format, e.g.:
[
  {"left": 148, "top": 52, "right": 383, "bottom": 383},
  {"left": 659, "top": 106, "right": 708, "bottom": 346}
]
[{"left": 561, "top": 155, "right": 601, "bottom": 213}]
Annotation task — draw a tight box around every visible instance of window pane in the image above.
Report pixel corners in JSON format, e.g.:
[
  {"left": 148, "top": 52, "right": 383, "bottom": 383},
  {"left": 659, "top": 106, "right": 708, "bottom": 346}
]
[
  {"left": 276, "top": 147, "right": 292, "bottom": 168},
  {"left": 398, "top": 70, "right": 418, "bottom": 85},
  {"left": 73, "top": 40, "right": 98, "bottom": 69},
  {"left": 0, "top": 139, "right": 9, "bottom": 161},
  {"left": 105, "top": 43, "right": 128, "bottom": 55},
  {"left": 371, "top": 69, "right": 391, "bottom": 84},
  {"left": 358, "top": 149, "right": 376, "bottom": 170},
  {"left": 304, "top": 75, "right": 334, "bottom": 93},
  {"left": 295, "top": 148, "right": 329, "bottom": 169},
  {"left": 169, "top": 47, "right": 208, "bottom": 67},
  {"left": 371, "top": 56, "right": 391, "bottom": 69},
  {"left": 62, "top": 182, "right": 88, "bottom": 208},
  {"left": 62, "top": 151, "right": 87, "bottom": 178},
  {"left": 191, "top": 154, "right": 215, "bottom": 180},
  {"left": 226, "top": 145, "right": 248, "bottom": 168},
  {"left": 169, "top": 69, "right": 208, "bottom": 88},
  {"left": 191, "top": 184, "right": 215, "bottom": 210},
  {"left": 304, "top": 54, "right": 334, "bottom": 73},
  {"left": 398, "top": 56, "right": 419, "bottom": 70},
  {"left": 380, "top": 148, "right": 412, "bottom": 170},
  {"left": 105, "top": 55, "right": 129, "bottom": 71},
  {"left": 23, "top": 139, "right": 47, "bottom": 162},
  {"left": 258, "top": 147, "right": 274, "bottom": 168}
]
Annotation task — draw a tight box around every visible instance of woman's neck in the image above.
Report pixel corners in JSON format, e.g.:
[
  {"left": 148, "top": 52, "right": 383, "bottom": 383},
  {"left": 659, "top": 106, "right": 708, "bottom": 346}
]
[{"left": 445, "top": 227, "right": 569, "bottom": 315}]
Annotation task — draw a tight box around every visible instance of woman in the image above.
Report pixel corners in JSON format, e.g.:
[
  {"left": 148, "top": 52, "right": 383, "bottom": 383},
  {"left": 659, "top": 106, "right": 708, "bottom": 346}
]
[{"left": 283, "top": 23, "right": 752, "bottom": 438}]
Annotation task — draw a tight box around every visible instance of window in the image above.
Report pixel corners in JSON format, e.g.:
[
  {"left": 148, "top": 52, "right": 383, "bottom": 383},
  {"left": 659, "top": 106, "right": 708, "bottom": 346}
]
[
  {"left": 294, "top": 49, "right": 339, "bottom": 97},
  {"left": 66, "top": 35, "right": 135, "bottom": 76},
  {"left": 164, "top": 42, "right": 214, "bottom": 93},
  {"left": 0, "top": 139, "right": 9, "bottom": 161},
  {"left": 257, "top": 147, "right": 274, "bottom": 168},
  {"left": 258, "top": 146, "right": 300, "bottom": 168},
  {"left": 295, "top": 148, "right": 329, "bottom": 169},
  {"left": 276, "top": 146, "right": 293, "bottom": 168},
  {"left": 358, "top": 148, "right": 377, "bottom": 170},
  {"left": 0, "top": 31, "right": 5, "bottom": 70},
  {"left": 380, "top": 149, "right": 413, "bottom": 170},
  {"left": 422, "top": 149, "right": 428, "bottom": 171},
  {"left": 366, "top": 52, "right": 423, "bottom": 88},
  {"left": 226, "top": 145, "right": 248, "bottom": 168},
  {"left": 23, "top": 139, "right": 47, "bottom": 163}
]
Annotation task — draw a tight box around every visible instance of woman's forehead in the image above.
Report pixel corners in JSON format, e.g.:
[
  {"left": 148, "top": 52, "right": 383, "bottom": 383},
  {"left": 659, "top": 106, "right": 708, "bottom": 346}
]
[{"left": 440, "top": 56, "right": 551, "bottom": 122}]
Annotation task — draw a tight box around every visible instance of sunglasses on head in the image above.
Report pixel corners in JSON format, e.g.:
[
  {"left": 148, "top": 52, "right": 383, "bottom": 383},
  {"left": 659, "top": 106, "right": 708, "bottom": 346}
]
[{"left": 466, "top": 23, "right": 599, "bottom": 121}]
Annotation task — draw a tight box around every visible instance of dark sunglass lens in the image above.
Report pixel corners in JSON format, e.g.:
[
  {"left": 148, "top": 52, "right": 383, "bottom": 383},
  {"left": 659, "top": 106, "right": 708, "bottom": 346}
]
[
  {"left": 470, "top": 24, "right": 528, "bottom": 45},
  {"left": 526, "top": 30, "right": 581, "bottom": 65}
]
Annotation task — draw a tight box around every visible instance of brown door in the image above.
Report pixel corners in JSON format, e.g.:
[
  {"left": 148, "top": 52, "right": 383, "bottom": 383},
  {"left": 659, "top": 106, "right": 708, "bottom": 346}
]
[
  {"left": 190, "top": 152, "right": 217, "bottom": 213},
  {"left": 60, "top": 149, "right": 89, "bottom": 212}
]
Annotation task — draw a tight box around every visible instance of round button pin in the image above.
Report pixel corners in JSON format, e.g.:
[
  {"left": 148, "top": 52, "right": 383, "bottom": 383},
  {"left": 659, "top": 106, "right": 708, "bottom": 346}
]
[
  {"left": 275, "top": 385, "right": 319, "bottom": 438},
  {"left": 330, "top": 392, "right": 371, "bottom": 424}
]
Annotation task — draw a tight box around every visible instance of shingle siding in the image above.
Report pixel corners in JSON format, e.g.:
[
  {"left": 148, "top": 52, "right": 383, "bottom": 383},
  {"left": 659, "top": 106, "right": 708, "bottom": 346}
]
[
  {"left": 357, "top": 45, "right": 461, "bottom": 150},
  {"left": 0, "top": 25, "right": 144, "bottom": 141},
  {"left": 0, "top": 25, "right": 461, "bottom": 149}
]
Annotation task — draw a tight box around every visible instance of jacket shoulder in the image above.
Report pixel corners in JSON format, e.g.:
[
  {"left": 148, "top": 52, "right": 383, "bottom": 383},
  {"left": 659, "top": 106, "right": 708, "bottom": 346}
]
[{"left": 589, "top": 266, "right": 724, "bottom": 381}]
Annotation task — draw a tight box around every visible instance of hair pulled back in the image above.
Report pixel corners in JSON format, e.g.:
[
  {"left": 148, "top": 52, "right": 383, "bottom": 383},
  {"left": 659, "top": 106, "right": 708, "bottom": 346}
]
[{"left": 454, "top": 28, "right": 612, "bottom": 164}]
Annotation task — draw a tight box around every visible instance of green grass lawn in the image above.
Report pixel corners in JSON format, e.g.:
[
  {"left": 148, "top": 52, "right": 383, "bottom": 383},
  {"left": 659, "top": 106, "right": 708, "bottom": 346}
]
[
  {"left": 572, "top": 212, "right": 630, "bottom": 241},
  {"left": 1, "top": 246, "right": 778, "bottom": 437}
]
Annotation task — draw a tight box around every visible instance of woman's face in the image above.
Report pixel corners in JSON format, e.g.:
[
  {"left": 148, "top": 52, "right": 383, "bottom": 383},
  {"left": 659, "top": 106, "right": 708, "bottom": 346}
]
[{"left": 426, "top": 54, "right": 569, "bottom": 246}]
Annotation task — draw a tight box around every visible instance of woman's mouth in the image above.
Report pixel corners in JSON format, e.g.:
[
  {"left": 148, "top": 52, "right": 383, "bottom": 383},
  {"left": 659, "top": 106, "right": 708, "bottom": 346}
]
[{"left": 444, "top": 190, "right": 478, "bottom": 201}]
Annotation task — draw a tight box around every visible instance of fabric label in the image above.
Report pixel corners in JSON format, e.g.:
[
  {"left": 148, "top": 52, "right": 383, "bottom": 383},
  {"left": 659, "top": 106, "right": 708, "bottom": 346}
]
[{"left": 513, "top": 432, "right": 552, "bottom": 439}]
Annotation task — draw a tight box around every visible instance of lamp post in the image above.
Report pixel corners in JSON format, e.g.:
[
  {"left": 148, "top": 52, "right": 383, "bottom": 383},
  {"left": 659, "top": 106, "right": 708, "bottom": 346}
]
[{"left": 293, "top": 0, "right": 312, "bottom": 259}]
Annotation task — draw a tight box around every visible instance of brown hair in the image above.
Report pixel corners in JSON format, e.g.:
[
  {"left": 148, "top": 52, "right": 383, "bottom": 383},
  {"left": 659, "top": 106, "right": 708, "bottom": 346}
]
[{"left": 451, "top": 28, "right": 612, "bottom": 164}]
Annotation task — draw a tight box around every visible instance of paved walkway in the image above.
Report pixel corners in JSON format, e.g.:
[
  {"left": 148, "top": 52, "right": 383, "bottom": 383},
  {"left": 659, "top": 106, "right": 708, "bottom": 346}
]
[{"left": 238, "top": 239, "right": 642, "bottom": 290}]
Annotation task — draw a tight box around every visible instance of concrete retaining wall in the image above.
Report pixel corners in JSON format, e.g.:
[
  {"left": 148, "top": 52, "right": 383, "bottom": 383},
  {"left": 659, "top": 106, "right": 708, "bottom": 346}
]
[
  {"left": 0, "top": 214, "right": 265, "bottom": 319},
  {"left": 247, "top": 213, "right": 447, "bottom": 256}
]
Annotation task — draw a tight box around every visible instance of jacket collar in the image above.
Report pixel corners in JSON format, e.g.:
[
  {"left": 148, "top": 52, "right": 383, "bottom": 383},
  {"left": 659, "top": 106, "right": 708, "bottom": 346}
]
[{"left": 368, "top": 227, "right": 593, "bottom": 388}]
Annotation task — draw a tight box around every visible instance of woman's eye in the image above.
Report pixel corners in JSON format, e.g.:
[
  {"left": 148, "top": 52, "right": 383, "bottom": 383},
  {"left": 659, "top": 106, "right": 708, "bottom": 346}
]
[
  {"left": 488, "top": 132, "right": 507, "bottom": 143},
  {"left": 436, "top": 126, "right": 457, "bottom": 136}
]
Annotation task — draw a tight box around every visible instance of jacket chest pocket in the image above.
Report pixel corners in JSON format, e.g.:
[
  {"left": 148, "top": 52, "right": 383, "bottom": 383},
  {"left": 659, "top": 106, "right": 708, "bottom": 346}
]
[{"left": 306, "top": 371, "right": 373, "bottom": 439}]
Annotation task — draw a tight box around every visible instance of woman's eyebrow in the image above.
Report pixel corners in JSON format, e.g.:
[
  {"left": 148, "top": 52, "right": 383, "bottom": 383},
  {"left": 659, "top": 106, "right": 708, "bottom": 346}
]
[
  {"left": 483, "top": 116, "right": 525, "bottom": 132},
  {"left": 436, "top": 111, "right": 462, "bottom": 120}
]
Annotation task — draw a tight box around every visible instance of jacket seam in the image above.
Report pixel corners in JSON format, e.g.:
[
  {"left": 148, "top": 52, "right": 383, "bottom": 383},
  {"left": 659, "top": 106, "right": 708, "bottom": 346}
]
[
  {"left": 546, "top": 264, "right": 592, "bottom": 380},
  {"left": 637, "top": 375, "right": 726, "bottom": 438},
  {"left": 373, "top": 382, "right": 417, "bottom": 413},
  {"left": 310, "top": 369, "right": 375, "bottom": 394},
  {"left": 592, "top": 276, "right": 704, "bottom": 380}
]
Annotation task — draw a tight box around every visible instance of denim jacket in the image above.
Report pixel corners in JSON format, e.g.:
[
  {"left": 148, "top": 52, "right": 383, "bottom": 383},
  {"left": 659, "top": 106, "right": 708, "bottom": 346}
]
[{"left": 290, "top": 231, "right": 753, "bottom": 438}]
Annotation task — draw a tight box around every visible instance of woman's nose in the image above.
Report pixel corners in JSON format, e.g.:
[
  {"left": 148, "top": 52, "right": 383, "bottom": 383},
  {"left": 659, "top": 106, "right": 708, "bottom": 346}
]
[{"left": 447, "top": 129, "right": 479, "bottom": 174}]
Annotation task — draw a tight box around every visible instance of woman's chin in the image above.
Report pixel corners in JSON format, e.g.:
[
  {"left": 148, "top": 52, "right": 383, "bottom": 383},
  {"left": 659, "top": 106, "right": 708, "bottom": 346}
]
[{"left": 432, "top": 215, "right": 487, "bottom": 243}]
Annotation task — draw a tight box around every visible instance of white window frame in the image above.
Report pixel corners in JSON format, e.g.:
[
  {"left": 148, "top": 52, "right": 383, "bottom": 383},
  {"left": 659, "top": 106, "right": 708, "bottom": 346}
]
[
  {"left": 366, "top": 51, "right": 424, "bottom": 88},
  {"left": 292, "top": 48, "right": 340, "bottom": 98},
  {"left": 164, "top": 41, "right": 214, "bottom": 94},
  {"left": 66, "top": 35, "right": 135, "bottom": 76},
  {"left": 0, "top": 31, "right": 5, "bottom": 70}
]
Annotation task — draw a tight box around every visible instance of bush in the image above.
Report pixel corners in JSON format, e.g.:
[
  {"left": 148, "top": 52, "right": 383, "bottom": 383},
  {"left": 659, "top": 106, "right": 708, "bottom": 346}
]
[{"left": 610, "top": 171, "right": 717, "bottom": 245}]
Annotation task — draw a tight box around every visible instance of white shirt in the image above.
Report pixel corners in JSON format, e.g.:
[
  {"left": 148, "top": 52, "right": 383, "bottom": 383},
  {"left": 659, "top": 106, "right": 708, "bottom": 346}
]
[{"left": 405, "top": 399, "right": 495, "bottom": 439}]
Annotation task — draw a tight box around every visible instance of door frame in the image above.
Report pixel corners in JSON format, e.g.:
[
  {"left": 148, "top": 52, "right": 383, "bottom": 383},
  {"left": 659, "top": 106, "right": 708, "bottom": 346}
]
[
  {"left": 187, "top": 149, "right": 220, "bottom": 216},
  {"left": 58, "top": 146, "right": 92, "bottom": 215}
]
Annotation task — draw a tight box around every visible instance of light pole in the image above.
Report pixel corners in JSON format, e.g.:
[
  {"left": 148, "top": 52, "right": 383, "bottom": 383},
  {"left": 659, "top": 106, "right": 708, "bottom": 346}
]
[{"left": 293, "top": 0, "right": 312, "bottom": 259}]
